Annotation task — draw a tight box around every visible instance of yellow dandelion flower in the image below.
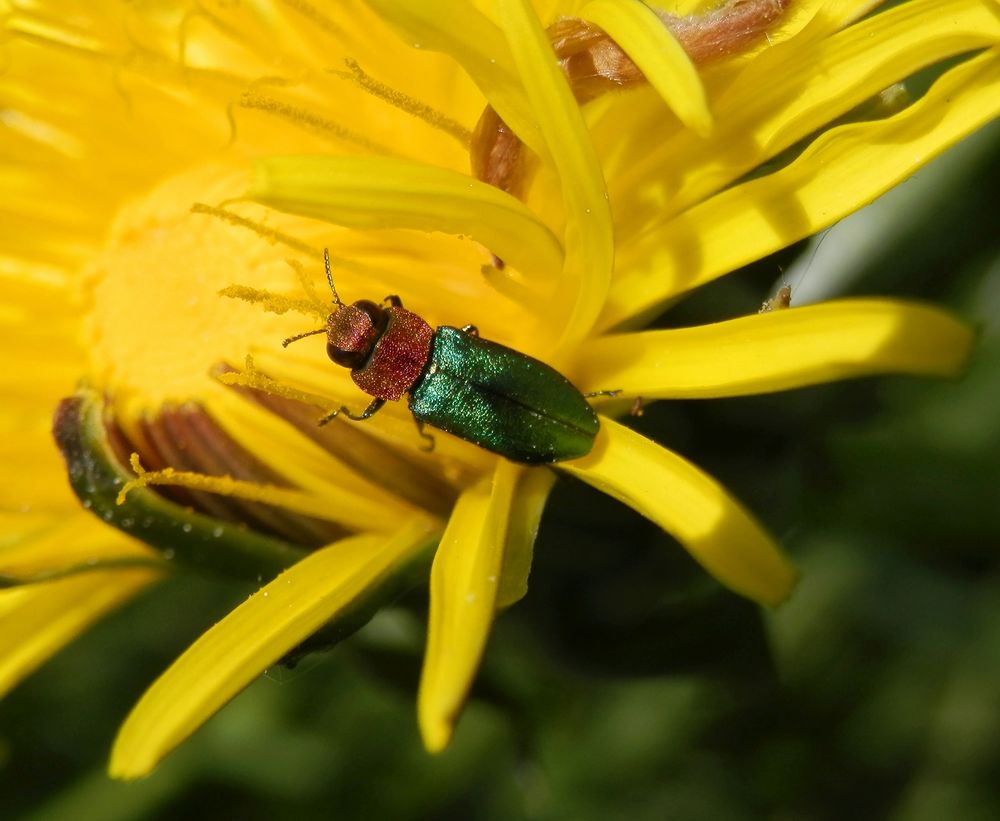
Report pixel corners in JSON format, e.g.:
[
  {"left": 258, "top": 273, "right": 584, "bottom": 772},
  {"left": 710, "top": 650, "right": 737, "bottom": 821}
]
[{"left": 1, "top": 0, "right": 995, "bottom": 779}]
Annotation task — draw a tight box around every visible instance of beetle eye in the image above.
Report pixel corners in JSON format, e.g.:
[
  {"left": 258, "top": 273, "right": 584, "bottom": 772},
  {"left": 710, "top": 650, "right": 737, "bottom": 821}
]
[
  {"left": 326, "top": 301, "right": 387, "bottom": 369},
  {"left": 327, "top": 345, "right": 366, "bottom": 369}
]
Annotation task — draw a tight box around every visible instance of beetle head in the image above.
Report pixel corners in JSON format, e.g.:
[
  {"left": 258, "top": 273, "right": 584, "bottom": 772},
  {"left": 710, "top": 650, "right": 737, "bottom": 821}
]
[
  {"left": 280, "top": 250, "right": 389, "bottom": 363},
  {"left": 325, "top": 300, "right": 387, "bottom": 369}
]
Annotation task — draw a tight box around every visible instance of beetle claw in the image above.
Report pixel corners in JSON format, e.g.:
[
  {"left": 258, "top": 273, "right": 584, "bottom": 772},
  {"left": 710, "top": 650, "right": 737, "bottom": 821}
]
[
  {"left": 415, "top": 419, "right": 435, "bottom": 452},
  {"left": 317, "top": 408, "right": 340, "bottom": 426}
]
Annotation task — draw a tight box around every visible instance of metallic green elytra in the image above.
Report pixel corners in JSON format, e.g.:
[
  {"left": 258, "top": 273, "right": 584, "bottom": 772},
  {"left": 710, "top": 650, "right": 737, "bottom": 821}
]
[
  {"left": 282, "top": 251, "right": 600, "bottom": 465},
  {"left": 409, "top": 326, "right": 599, "bottom": 464}
]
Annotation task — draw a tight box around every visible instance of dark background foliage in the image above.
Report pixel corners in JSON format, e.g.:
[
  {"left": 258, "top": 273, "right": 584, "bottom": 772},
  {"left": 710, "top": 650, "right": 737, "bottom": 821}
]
[{"left": 2, "top": 118, "right": 998, "bottom": 821}]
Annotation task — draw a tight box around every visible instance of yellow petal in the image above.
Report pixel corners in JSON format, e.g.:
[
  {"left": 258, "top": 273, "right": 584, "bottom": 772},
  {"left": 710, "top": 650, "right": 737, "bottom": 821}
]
[
  {"left": 495, "top": 0, "right": 613, "bottom": 346},
  {"left": 579, "top": 299, "right": 975, "bottom": 399},
  {"left": 615, "top": 0, "right": 1000, "bottom": 231},
  {"left": 0, "top": 569, "right": 158, "bottom": 698},
  {"left": 604, "top": 48, "right": 1000, "bottom": 326},
  {"left": 358, "top": 0, "right": 543, "bottom": 154},
  {"left": 0, "top": 514, "right": 154, "bottom": 580},
  {"left": 782, "top": 1, "right": 889, "bottom": 49},
  {"left": 497, "top": 467, "right": 557, "bottom": 609},
  {"left": 0, "top": 431, "right": 80, "bottom": 512},
  {"left": 587, "top": 0, "right": 882, "bottom": 202},
  {"left": 110, "top": 519, "right": 437, "bottom": 779},
  {"left": 561, "top": 420, "right": 797, "bottom": 606},
  {"left": 251, "top": 155, "right": 563, "bottom": 278},
  {"left": 578, "top": 0, "right": 712, "bottom": 136},
  {"left": 418, "top": 461, "right": 519, "bottom": 752}
]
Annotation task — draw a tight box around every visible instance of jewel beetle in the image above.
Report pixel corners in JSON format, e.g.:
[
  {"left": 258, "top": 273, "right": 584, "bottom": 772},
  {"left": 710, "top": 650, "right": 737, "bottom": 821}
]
[{"left": 282, "top": 251, "right": 600, "bottom": 465}]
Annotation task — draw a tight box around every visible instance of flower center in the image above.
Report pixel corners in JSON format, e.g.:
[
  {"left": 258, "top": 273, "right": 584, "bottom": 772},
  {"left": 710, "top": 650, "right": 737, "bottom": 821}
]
[
  {"left": 72, "top": 163, "right": 466, "bottom": 537},
  {"left": 82, "top": 163, "right": 307, "bottom": 418}
]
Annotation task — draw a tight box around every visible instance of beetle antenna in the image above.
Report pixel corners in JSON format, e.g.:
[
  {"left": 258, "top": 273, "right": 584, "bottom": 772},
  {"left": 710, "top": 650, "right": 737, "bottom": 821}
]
[
  {"left": 282, "top": 327, "right": 328, "bottom": 348},
  {"left": 323, "top": 248, "right": 344, "bottom": 306}
]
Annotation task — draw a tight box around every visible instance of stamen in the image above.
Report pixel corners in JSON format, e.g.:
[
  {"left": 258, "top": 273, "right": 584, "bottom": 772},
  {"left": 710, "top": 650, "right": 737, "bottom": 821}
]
[
  {"left": 332, "top": 58, "right": 472, "bottom": 146},
  {"left": 216, "top": 355, "right": 334, "bottom": 411},
  {"left": 118, "top": 454, "right": 350, "bottom": 523},
  {"left": 54, "top": 392, "right": 311, "bottom": 577},
  {"left": 137, "top": 405, "right": 343, "bottom": 545},
  {"left": 238, "top": 89, "right": 392, "bottom": 153},
  {"left": 277, "top": 0, "right": 347, "bottom": 39},
  {"left": 214, "top": 363, "right": 460, "bottom": 517},
  {"left": 188, "top": 204, "right": 396, "bottom": 282},
  {"left": 218, "top": 284, "right": 328, "bottom": 319},
  {"left": 285, "top": 258, "right": 331, "bottom": 314},
  {"left": 190, "top": 203, "right": 322, "bottom": 258}
]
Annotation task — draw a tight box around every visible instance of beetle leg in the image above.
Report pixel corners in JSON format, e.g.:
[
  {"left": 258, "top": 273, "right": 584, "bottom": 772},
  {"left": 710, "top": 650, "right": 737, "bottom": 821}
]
[
  {"left": 318, "top": 397, "right": 386, "bottom": 426},
  {"left": 340, "top": 398, "right": 386, "bottom": 421},
  {"left": 630, "top": 396, "right": 645, "bottom": 417},
  {"left": 414, "top": 419, "right": 436, "bottom": 452},
  {"left": 382, "top": 294, "right": 403, "bottom": 308},
  {"left": 461, "top": 324, "right": 480, "bottom": 337},
  {"left": 583, "top": 389, "right": 621, "bottom": 398}
]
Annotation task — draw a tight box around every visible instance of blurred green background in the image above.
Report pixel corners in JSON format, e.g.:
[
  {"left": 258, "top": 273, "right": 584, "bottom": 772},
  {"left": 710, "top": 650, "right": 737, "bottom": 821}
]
[{"left": 2, "top": 117, "right": 998, "bottom": 821}]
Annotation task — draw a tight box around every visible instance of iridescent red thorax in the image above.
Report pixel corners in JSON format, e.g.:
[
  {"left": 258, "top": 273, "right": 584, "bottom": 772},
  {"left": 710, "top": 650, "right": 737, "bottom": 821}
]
[{"left": 325, "top": 301, "right": 434, "bottom": 401}]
